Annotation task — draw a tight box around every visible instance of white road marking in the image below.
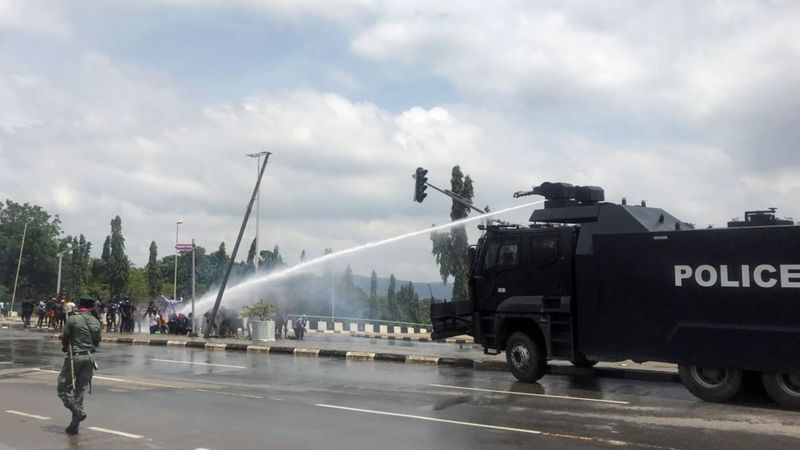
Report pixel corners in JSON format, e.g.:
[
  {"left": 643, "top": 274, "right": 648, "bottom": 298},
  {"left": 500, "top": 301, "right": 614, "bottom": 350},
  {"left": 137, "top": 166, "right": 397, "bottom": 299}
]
[
  {"left": 316, "top": 404, "right": 674, "bottom": 449},
  {"left": 94, "top": 375, "right": 129, "bottom": 382},
  {"left": 429, "top": 384, "right": 629, "bottom": 405},
  {"left": 316, "top": 404, "right": 542, "bottom": 435},
  {"left": 150, "top": 358, "right": 247, "bottom": 369},
  {"left": 34, "top": 368, "right": 182, "bottom": 389},
  {"left": 88, "top": 426, "right": 143, "bottom": 439},
  {"left": 5, "top": 410, "right": 50, "bottom": 420},
  {"left": 34, "top": 367, "right": 256, "bottom": 399}
]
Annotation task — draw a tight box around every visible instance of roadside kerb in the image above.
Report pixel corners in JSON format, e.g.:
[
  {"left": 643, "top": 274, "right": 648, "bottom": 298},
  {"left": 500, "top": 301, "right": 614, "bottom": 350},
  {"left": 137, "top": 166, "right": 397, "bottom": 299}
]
[
  {"left": 406, "top": 355, "right": 440, "bottom": 364},
  {"left": 34, "top": 333, "right": 679, "bottom": 383},
  {"left": 225, "top": 343, "right": 249, "bottom": 352},
  {"left": 345, "top": 351, "right": 375, "bottom": 361},
  {"left": 294, "top": 348, "right": 320, "bottom": 357},
  {"left": 349, "top": 332, "right": 474, "bottom": 345}
]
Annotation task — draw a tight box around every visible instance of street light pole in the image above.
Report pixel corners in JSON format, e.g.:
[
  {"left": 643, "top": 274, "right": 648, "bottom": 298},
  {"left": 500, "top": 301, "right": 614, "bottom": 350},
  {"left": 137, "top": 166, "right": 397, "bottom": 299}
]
[
  {"left": 10, "top": 220, "right": 30, "bottom": 315},
  {"left": 56, "top": 242, "right": 89, "bottom": 298},
  {"left": 173, "top": 220, "right": 183, "bottom": 300},
  {"left": 246, "top": 151, "right": 268, "bottom": 273},
  {"left": 191, "top": 238, "right": 196, "bottom": 336}
]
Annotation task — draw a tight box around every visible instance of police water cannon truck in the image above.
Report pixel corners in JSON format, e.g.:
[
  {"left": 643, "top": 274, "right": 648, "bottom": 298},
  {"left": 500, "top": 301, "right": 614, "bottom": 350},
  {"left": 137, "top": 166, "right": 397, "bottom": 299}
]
[{"left": 431, "top": 182, "right": 800, "bottom": 408}]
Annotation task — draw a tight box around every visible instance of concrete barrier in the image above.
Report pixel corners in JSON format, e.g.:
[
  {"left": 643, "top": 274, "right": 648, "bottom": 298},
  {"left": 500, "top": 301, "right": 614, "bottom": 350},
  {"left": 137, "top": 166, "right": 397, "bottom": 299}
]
[
  {"left": 406, "top": 355, "right": 439, "bottom": 364},
  {"left": 345, "top": 351, "right": 375, "bottom": 361},
  {"left": 247, "top": 345, "right": 270, "bottom": 353},
  {"left": 294, "top": 348, "right": 320, "bottom": 357}
]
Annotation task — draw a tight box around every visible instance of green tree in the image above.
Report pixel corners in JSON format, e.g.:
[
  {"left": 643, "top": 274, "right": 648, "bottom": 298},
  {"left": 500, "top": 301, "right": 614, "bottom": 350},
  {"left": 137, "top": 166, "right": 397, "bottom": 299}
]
[
  {"left": 260, "top": 245, "right": 284, "bottom": 272},
  {"left": 386, "top": 274, "right": 397, "bottom": 320},
  {"left": 431, "top": 166, "right": 474, "bottom": 301},
  {"left": 146, "top": 241, "right": 161, "bottom": 298},
  {"left": 343, "top": 264, "right": 354, "bottom": 291},
  {"left": 127, "top": 267, "right": 149, "bottom": 300},
  {"left": 176, "top": 244, "right": 206, "bottom": 299},
  {"left": 246, "top": 237, "right": 258, "bottom": 272},
  {"left": 368, "top": 270, "right": 379, "bottom": 319},
  {"left": 108, "top": 216, "right": 129, "bottom": 297},
  {"left": 68, "top": 234, "right": 91, "bottom": 298},
  {"left": 0, "top": 200, "right": 61, "bottom": 299},
  {"left": 198, "top": 242, "right": 228, "bottom": 288},
  {"left": 93, "top": 235, "right": 111, "bottom": 295},
  {"left": 397, "top": 281, "right": 421, "bottom": 323}
]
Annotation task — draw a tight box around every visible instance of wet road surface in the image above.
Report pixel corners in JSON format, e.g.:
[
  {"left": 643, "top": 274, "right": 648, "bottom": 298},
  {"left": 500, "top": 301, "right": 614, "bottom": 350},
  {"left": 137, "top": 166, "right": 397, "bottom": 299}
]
[{"left": 2, "top": 330, "right": 800, "bottom": 449}]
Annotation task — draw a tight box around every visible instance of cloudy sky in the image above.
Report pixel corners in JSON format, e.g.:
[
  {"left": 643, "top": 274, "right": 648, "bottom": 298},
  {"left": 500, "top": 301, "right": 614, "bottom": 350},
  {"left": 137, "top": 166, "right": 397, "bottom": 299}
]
[{"left": 1, "top": 0, "right": 799, "bottom": 282}]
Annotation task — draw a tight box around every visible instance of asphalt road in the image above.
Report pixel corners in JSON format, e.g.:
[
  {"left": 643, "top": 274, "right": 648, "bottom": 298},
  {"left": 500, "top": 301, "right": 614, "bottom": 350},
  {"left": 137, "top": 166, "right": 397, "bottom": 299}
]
[{"left": 2, "top": 331, "right": 800, "bottom": 450}]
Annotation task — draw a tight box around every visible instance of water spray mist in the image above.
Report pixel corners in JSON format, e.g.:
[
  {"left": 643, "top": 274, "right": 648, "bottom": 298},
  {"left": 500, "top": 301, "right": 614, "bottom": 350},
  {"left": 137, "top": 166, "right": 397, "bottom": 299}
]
[{"left": 190, "top": 200, "right": 544, "bottom": 313}]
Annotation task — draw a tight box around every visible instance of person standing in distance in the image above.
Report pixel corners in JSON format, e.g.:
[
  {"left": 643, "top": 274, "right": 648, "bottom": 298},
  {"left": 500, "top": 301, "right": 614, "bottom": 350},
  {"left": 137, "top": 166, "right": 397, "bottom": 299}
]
[{"left": 57, "top": 295, "right": 101, "bottom": 435}]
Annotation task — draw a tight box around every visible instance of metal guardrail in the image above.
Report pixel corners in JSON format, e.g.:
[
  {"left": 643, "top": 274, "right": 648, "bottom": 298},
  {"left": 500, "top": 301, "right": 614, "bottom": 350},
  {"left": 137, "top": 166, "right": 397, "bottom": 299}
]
[{"left": 283, "top": 314, "right": 431, "bottom": 334}]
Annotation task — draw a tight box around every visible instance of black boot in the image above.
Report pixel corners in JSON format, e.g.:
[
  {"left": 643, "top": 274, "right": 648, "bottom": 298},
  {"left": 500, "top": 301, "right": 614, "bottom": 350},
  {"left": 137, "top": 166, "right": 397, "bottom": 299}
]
[{"left": 65, "top": 408, "right": 86, "bottom": 435}]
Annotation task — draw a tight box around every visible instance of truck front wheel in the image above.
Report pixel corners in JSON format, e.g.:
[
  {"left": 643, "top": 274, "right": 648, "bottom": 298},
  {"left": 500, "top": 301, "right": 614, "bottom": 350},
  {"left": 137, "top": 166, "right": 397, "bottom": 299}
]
[
  {"left": 761, "top": 372, "right": 800, "bottom": 410},
  {"left": 678, "top": 364, "right": 743, "bottom": 403},
  {"left": 506, "top": 332, "right": 546, "bottom": 382}
]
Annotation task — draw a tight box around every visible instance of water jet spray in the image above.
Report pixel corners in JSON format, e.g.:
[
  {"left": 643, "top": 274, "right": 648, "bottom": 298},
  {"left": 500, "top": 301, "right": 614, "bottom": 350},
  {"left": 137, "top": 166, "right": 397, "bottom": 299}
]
[{"left": 190, "top": 200, "right": 544, "bottom": 315}]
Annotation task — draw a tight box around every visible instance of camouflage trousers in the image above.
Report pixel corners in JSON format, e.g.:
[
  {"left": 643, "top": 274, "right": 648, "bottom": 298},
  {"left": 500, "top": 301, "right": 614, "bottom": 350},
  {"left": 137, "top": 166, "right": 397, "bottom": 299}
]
[{"left": 57, "top": 354, "right": 94, "bottom": 414}]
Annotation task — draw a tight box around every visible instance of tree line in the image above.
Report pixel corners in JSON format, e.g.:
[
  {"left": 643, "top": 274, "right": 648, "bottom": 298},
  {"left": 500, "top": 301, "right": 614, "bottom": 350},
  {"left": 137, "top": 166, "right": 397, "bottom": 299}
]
[
  {"left": 0, "top": 164, "right": 474, "bottom": 323},
  {"left": 0, "top": 200, "right": 432, "bottom": 323}
]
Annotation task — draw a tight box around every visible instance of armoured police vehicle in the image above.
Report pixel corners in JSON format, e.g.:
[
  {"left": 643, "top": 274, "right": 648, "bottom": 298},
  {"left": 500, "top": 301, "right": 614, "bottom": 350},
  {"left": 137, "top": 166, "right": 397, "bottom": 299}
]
[{"left": 431, "top": 182, "right": 800, "bottom": 408}]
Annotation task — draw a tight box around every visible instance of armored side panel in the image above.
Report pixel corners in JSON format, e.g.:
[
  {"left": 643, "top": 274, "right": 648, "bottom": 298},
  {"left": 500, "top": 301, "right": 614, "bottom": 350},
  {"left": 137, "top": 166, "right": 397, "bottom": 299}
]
[
  {"left": 532, "top": 203, "right": 688, "bottom": 255},
  {"left": 578, "top": 225, "right": 800, "bottom": 373}
]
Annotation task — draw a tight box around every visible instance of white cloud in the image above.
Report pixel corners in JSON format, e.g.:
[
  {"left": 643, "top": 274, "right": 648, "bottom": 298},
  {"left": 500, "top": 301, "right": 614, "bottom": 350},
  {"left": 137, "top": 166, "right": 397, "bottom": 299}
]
[
  {"left": 0, "top": 0, "right": 71, "bottom": 38},
  {"left": 2, "top": 0, "right": 799, "bottom": 286}
]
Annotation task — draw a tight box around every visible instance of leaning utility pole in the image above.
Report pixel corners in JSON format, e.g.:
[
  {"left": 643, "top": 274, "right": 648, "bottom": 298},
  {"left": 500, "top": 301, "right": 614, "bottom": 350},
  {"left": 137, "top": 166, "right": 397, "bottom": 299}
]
[{"left": 205, "top": 152, "right": 271, "bottom": 338}]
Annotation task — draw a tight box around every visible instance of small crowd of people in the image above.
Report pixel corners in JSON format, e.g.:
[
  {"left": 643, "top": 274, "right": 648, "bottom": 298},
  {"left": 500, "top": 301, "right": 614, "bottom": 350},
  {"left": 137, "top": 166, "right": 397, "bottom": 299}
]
[
  {"left": 274, "top": 313, "right": 308, "bottom": 340},
  {"left": 7, "top": 294, "right": 196, "bottom": 336},
  {"left": 142, "top": 297, "right": 193, "bottom": 335},
  {"left": 7, "top": 294, "right": 320, "bottom": 343}
]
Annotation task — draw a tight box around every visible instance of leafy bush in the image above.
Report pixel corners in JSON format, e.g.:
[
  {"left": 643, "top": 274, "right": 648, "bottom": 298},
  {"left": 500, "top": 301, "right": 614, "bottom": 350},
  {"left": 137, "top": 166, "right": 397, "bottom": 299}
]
[{"left": 240, "top": 301, "right": 276, "bottom": 321}]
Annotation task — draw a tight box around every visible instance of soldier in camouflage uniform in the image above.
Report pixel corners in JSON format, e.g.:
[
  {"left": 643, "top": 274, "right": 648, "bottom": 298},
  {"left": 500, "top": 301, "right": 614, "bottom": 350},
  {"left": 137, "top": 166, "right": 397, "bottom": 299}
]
[{"left": 57, "top": 295, "right": 102, "bottom": 435}]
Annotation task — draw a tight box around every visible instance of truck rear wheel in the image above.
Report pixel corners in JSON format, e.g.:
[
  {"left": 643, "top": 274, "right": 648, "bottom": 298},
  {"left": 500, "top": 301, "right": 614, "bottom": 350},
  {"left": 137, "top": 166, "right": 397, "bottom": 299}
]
[
  {"left": 506, "top": 332, "right": 546, "bottom": 382},
  {"left": 761, "top": 372, "right": 800, "bottom": 410},
  {"left": 678, "top": 364, "right": 743, "bottom": 403}
]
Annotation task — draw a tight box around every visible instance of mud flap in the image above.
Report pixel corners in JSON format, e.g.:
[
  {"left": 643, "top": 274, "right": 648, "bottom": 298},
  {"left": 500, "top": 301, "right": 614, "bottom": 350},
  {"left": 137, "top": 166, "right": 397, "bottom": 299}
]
[{"left": 431, "top": 300, "right": 473, "bottom": 340}]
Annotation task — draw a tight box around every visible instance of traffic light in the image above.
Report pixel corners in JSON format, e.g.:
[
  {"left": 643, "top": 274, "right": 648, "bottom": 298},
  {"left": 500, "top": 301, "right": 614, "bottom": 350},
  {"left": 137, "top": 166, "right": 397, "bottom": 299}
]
[{"left": 414, "top": 167, "right": 428, "bottom": 203}]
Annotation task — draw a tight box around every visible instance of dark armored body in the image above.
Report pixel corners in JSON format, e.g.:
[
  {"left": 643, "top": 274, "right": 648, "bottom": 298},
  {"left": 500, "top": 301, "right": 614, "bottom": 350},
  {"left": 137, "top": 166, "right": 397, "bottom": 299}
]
[{"left": 432, "top": 182, "right": 800, "bottom": 408}]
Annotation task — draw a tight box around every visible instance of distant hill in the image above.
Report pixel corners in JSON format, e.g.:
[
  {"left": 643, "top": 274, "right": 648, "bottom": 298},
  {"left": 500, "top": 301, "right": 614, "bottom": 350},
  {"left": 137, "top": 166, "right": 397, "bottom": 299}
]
[{"left": 351, "top": 274, "right": 452, "bottom": 301}]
